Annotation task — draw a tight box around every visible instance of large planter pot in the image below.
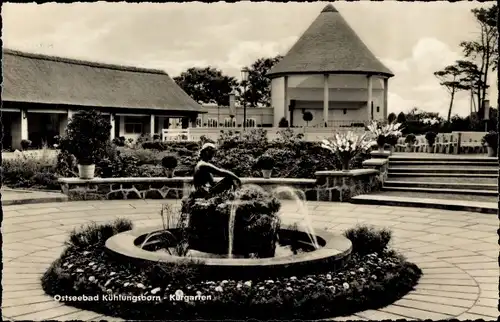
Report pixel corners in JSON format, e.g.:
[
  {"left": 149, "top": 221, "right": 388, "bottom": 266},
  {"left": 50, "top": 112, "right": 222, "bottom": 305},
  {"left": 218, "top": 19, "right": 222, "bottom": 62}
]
[
  {"left": 389, "top": 146, "right": 395, "bottom": 154},
  {"left": 377, "top": 145, "right": 384, "bottom": 153},
  {"left": 78, "top": 164, "right": 95, "bottom": 179},
  {"left": 487, "top": 146, "right": 496, "bottom": 157},
  {"left": 261, "top": 169, "right": 272, "bottom": 179},
  {"left": 405, "top": 144, "right": 413, "bottom": 152}
]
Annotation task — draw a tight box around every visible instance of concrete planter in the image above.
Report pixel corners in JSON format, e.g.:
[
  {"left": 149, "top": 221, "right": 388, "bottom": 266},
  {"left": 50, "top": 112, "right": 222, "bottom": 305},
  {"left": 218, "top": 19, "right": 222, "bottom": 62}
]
[
  {"left": 261, "top": 169, "right": 272, "bottom": 179},
  {"left": 78, "top": 164, "right": 95, "bottom": 179},
  {"left": 165, "top": 169, "right": 175, "bottom": 178}
]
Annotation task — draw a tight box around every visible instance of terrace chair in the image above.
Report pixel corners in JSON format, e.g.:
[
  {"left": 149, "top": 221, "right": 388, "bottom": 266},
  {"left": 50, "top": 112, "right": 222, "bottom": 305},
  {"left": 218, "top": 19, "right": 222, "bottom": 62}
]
[
  {"left": 395, "top": 137, "right": 406, "bottom": 152},
  {"left": 413, "top": 135, "right": 428, "bottom": 153},
  {"left": 435, "top": 133, "right": 451, "bottom": 154},
  {"left": 445, "top": 134, "right": 459, "bottom": 154}
]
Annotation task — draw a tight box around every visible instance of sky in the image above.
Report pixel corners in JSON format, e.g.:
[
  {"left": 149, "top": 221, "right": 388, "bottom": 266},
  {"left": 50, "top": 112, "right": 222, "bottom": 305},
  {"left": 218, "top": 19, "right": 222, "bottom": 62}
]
[{"left": 3, "top": 1, "right": 498, "bottom": 118}]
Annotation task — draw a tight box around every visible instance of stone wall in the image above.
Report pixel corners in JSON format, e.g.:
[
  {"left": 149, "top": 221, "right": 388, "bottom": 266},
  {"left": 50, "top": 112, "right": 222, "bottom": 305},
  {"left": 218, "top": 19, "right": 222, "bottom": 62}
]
[
  {"left": 59, "top": 177, "right": 319, "bottom": 201},
  {"left": 314, "top": 169, "right": 381, "bottom": 202}
]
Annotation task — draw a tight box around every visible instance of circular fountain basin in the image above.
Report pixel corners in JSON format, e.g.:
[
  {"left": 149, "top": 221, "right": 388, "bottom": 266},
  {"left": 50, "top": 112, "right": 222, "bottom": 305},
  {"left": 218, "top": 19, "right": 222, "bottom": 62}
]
[{"left": 105, "top": 225, "right": 352, "bottom": 280}]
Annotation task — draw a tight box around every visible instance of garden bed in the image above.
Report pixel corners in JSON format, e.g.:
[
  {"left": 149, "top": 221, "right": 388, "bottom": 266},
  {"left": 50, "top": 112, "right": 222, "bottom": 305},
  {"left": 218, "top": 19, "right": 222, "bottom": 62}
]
[{"left": 41, "top": 220, "right": 422, "bottom": 320}]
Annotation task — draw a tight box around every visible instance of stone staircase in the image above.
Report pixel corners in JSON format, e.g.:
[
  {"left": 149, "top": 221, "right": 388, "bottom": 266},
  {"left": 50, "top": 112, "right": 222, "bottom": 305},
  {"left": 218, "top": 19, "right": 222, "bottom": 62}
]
[{"left": 351, "top": 155, "right": 499, "bottom": 214}]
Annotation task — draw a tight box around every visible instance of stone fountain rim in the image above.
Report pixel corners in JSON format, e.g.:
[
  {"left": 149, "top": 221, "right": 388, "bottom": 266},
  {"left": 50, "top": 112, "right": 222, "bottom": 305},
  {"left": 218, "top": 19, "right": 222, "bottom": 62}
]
[{"left": 105, "top": 224, "right": 352, "bottom": 267}]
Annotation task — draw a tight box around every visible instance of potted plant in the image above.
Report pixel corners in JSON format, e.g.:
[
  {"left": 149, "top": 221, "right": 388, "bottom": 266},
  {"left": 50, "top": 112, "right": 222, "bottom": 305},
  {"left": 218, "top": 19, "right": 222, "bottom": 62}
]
[
  {"left": 367, "top": 120, "right": 402, "bottom": 153},
  {"left": 20, "top": 139, "right": 32, "bottom": 151},
  {"left": 256, "top": 154, "right": 275, "bottom": 178},
  {"left": 59, "top": 110, "right": 111, "bottom": 179},
  {"left": 162, "top": 155, "right": 178, "bottom": 178},
  {"left": 376, "top": 134, "right": 386, "bottom": 152},
  {"left": 482, "top": 131, "right": 498, "bottom": 157},
  {"left": 405, "top": 134, "right": 417, "bottom": 152},
  {"left": 425, "top": 131, "right": 437, "bottom": 153}
]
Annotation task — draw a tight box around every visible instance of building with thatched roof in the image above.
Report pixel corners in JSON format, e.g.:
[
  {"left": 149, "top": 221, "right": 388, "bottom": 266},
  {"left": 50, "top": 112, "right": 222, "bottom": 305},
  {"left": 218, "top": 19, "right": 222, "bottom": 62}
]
[
  {"left": 2, "top": 49, "right": 205, "bottom": 149},
  {"left": 267, "top": 4, "right": 394, "bottom": 127}
]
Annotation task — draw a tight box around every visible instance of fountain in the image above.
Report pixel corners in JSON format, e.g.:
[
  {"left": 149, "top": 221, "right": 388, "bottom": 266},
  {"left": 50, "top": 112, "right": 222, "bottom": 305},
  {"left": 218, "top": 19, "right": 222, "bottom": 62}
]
[{"left": 105, "top": 184, "right": 352, "bottom": 281}]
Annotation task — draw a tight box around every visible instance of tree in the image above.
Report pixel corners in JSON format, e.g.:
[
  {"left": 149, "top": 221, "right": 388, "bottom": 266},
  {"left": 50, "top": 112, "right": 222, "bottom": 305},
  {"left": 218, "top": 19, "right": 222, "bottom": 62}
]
[
  {"left": 396, "top": 112, "right": 406, "bottom": 124},
  {"left": 434, "top": 64, "right": 468, "bottom": 122},
  {"left": 302, "top": 111, "right": 313, "bottom": 126},
  {"left": 459, "top": 5, "right": 498, "bottom": 118},
  {"left": 174, "top": 67, "right": 238, "bottom": 106},
  {"left": 241, "top": 55, "right": 283, "bottom": 107}
]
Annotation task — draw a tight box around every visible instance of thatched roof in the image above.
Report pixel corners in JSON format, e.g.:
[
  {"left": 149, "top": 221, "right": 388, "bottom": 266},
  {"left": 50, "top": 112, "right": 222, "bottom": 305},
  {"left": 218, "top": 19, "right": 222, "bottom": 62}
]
[
  {"left": 2, "top": 49, "right": 204, "bottom": 113},
  {"left": 268, "top": 4, "right": 393, "bottom": 78}
]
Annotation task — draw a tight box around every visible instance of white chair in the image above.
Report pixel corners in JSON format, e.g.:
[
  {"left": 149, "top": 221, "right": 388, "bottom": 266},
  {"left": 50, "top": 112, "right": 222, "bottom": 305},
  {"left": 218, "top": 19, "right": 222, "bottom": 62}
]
[{"left": 395, "top": 137, "right": 406, "bottom": 152}]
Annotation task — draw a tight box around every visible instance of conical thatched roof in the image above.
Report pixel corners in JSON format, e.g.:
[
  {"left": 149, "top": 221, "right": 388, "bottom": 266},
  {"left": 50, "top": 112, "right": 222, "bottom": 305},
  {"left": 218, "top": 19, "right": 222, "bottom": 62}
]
[
  {"left": 268, "top": 4, "right": 393, "bottom": 78},
  {"left": 2, "top": 49, "right": 204, "bottom": 113}
]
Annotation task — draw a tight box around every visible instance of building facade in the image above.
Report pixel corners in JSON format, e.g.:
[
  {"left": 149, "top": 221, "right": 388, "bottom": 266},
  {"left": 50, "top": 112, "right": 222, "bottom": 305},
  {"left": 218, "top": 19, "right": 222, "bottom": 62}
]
[
  {"left": 268, "top": 4, "right": 394, "bottom": 128},
  {"left": 1, "top": 49, "right": 205, "bottom": 150}
]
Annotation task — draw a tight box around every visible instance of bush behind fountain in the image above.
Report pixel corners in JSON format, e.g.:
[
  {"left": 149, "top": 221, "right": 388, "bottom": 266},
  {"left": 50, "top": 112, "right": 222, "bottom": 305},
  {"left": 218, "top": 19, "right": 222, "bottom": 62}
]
[{"left": 182, "top": 185, "right": 281, "bottom": 258}]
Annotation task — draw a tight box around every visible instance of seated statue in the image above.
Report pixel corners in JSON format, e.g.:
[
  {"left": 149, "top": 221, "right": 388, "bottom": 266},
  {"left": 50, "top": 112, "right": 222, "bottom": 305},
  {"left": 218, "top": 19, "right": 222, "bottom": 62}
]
[{"left": 192, "top": 143, "right": 242, "bottom": 198}]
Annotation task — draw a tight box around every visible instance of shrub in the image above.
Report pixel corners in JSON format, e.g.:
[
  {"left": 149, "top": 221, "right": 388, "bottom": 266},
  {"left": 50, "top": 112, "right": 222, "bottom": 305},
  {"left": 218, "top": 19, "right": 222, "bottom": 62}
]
[
  {"left": 256, "top": 154, "right": 275, "bottom": 170},
  {"left": 2, "top": 153, "right": 58, "bottom": 189},
  {"left": 385, "top": 134, "right": 399, "bottom": 146},
  {"left": 376, "top": 134, "right": 385, "bottom": 147},
  {"left": 344, "top": 225, "right": 392, "bottom": 256},
  {"left": 20, "top": 139, "right": 32, "bottom": 151},
  {"left": 425, "top": 131, "right": 437, "bottom": 146},
  {"left": 66, "top": 218, "right": 133, "bottom": 250},
  {"left": 404, "top": 134, "right": 416, "bottom": 145},
  {"left": 482, "top": 131, "right": 498, "bottom": 151},
  {"left": 302, "top": 111, "right": 313, "bottom": 125},
  {"left": 112, "top": 136, "right": 126, "bottom": 147},
  {"left": 161, "top": 155, "right": 178, "bottom": 169},
  {"left": 59, "top": 109, "right": 112, "bottom": 165},
  {"left": 387, "top": 113, "right": 397, "bottom": 123},
  {"left": 278, "top": 117, "right": 289, "bottom": 128}
]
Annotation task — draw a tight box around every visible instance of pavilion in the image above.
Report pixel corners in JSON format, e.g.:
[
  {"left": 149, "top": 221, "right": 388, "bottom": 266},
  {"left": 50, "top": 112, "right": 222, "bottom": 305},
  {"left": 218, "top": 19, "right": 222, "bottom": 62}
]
[
  {"left": 267, "top": 4, "right": 394, "bottom": 128},
  {"left": 1, "top": 49, "right": 205, "bottom": 150}
]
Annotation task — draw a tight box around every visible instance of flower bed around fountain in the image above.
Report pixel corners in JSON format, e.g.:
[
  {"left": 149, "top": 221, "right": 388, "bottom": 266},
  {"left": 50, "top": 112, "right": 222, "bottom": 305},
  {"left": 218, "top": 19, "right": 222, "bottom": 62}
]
[{"left": 41, "top": 219, "right": 422, "bottom": 320}]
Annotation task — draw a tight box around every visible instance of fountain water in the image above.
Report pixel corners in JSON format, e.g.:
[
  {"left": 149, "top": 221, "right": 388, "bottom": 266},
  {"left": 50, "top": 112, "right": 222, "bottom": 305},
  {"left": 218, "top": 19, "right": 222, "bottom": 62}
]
[
  {"left": 272, "top": 186, "right": 320, "bottom": 249},
  {"left": 227, "top": 184, "right": 319, "bottom": 258}
]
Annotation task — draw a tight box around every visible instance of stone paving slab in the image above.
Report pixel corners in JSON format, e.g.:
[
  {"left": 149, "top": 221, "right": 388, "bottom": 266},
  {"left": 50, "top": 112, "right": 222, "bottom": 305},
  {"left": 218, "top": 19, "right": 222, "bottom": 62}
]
[{"left": 1, "top": 200, "right": 498, "bottom": 321}]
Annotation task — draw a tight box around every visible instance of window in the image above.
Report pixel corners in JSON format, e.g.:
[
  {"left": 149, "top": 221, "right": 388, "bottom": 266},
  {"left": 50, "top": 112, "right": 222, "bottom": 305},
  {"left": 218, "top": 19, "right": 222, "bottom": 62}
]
[
  {"left": 376, "top": 106, "right": 380, "bottom": 113},
  {"left": 124, "top": 116, "right": 143, "bottom": 134},
  {"left": 343, "top": 109, "right": 347, "bottom": 115},
  {"left": 245, "top": 118, "right": 257, "bottom": 128},
  {"left": 224, "top": 118, "right": 236, "bottom": 127},
  {"left": 207, "top": 118, "right": 218, "bottom": 128},
  {"left": 196, "top": 117, "right": 202, "bottom": 127}
]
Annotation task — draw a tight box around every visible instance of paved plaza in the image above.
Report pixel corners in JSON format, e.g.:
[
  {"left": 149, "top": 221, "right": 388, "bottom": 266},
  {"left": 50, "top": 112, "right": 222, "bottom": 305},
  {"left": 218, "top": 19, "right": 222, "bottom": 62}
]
[{"left": 2, "top": 199, "right": 498, "bottom": 321}]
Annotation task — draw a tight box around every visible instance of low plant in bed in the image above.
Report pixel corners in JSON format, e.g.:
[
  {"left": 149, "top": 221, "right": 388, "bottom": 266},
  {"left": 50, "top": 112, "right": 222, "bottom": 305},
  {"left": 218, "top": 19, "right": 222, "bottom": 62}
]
[{"left": 42, "top": 220, "right": 422, "bottom": 320}]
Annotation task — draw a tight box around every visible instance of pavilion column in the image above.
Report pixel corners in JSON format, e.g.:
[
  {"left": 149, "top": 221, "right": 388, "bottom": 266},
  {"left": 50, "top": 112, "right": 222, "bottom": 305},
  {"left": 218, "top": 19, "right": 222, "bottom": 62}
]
[
  {"left": 367, "top": 75, "right": 373, "bottom": 121},
  {"left": 150, "top": 114, "right": 155, "bottom": 136},
  {"left": 283, "top": 76, "right": 289, "bottom": 122},
  {"left": 383, "top": 78, "right": 389, "bottom": 121},
  {"left": 21, "top": 109, "right": 28, "bottom": 140},
  {"left": 323, "top": 74, "right": 329, "bottom": 127},
  {"left": 110, "top": 113, "right": 116, "bottom": 140}
]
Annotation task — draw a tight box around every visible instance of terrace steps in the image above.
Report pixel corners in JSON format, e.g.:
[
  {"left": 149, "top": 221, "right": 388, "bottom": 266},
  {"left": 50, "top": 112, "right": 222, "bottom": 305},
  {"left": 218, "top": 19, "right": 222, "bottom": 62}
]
[{"left": 354, "top": 154, "right": 499, "bottom": 213}]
